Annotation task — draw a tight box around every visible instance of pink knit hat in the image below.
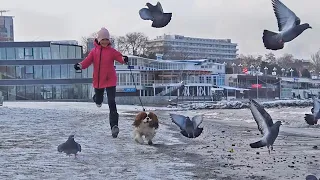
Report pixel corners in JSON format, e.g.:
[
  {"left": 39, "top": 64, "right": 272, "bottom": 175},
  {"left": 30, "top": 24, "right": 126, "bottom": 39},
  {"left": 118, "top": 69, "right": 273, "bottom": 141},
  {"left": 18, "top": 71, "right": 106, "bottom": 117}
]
[{"left": 97, "top": 27, "right": 110, "bottom": 43}]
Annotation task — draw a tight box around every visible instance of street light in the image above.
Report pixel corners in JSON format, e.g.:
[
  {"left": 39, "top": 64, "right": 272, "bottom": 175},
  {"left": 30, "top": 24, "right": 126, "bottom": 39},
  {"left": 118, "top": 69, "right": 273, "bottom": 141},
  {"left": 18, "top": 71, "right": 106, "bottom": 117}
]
[
  {"left": 264, "top": 67, "right": 268, "bottom": 75},
  {"left": 281, "top": 68, "right": 285, "bottom": 77},
  {"left": 238, "top": 63, "right": 243, "bottom": 74},
  {"left": 290, "top": 68, "right": 294, "bottom": 77},
  {"left": 273, "top": 67, "right": 277, "bottom": 76},
  {"left": 231, "top": 63, "right": 236, "bottom": 74},
  {"left": 256, "top": 66, "right": 260, "bottom": 99},
  {"left": 250, "top": 65, "right": 255, "bottom": 75}
]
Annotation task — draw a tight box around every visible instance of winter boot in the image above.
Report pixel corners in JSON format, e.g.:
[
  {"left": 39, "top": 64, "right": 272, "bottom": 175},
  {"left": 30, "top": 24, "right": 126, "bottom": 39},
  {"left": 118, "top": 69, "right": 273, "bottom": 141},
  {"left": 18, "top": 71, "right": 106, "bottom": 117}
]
[
  {"left": 93, "top": 94, "right": 102, "bottom": 108},
  {"left": 110, "top": 111, "right": 119, "bottom": 138}
]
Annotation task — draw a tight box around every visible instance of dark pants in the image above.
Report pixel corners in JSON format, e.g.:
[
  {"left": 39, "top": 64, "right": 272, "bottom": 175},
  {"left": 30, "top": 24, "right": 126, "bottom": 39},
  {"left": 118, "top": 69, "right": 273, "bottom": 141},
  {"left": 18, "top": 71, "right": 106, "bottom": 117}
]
[{"left": 94, "top": 86, "right": 118, "bottom": 128}]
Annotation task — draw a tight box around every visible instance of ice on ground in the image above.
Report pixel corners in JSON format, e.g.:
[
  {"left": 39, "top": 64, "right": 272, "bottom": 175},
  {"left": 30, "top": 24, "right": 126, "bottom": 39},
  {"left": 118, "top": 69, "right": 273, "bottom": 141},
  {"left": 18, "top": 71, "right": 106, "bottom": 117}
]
[
  {"left": 1, "top": 102, "right": 319, "bottom": 179},
  {"left": 0, "top": 102, "right": 193, "bottom": 180}
]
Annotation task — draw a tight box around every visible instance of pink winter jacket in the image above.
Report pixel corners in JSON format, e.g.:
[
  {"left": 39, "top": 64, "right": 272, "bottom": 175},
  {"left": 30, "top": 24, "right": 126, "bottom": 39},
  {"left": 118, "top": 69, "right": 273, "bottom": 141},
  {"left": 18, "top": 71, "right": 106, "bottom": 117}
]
[{"left": 80, "top": 39, "right": 125, "bottom": 88}]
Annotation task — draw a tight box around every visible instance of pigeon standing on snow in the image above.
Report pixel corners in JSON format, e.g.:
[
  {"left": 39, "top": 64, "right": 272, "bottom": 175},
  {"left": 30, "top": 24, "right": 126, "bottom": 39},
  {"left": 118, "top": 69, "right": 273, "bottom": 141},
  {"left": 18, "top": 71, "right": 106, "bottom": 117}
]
[
  {"left": 57, "top": 135, "right": 81, "bottom": 158},
  {"left": 304, "top": 96, "right": 320, "bottom": 125},
  {"left": 139, "top": 2, "right": 172, "bottom": 28},
  {"left": 262, "top": 0, "right": 312, "bottom": 50},
  {"left": 169, "top": 114, "right": 203, "bottom": 138},
  {"left": 249, "top": 99, "right": 282, "bottom": 154},
  {"left": 305, "top": 175, "right": 318, "bottom": 180}
]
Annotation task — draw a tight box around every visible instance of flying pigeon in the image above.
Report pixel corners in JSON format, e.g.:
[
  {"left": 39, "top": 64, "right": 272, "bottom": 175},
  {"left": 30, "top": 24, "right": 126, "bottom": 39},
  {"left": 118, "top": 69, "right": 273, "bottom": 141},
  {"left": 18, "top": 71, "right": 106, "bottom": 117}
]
[
  {"left": 304, "top": 96, "right": 320, "bottom": 125},
  {"left": 57, "top": 135, "right": 81, "bottom": 158},
  {"left": 262, "top": 0, "right": 312, "bottom": 50},
  {"left": 139, "top": 2, "right": 172, "bottom": 28},
  {"left": 249, "top": 99, "right": 282, "bottom": 154},
  {"left": 169, "top": 113, "right": 203, "bottom": 138},
  {"left": 305, "top": 175, "right": 318, "bottom": 180}
]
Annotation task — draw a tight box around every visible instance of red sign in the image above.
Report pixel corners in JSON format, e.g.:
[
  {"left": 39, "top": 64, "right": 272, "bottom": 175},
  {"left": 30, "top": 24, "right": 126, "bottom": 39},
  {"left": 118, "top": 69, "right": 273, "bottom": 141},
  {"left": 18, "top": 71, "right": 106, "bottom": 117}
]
[
  {"left": 242, "top": 68, "right": 248, "bottom": 74},
  {"left": 251, "top": 84, "right": 262, "bottom": 88}
]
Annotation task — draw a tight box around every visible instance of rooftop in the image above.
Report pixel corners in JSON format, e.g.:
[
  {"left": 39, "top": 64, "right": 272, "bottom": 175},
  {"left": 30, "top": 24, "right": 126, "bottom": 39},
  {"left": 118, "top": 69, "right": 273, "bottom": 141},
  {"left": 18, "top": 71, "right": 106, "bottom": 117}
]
[{"left": 0, "top": 41, "right": 82, "bottom": 48}]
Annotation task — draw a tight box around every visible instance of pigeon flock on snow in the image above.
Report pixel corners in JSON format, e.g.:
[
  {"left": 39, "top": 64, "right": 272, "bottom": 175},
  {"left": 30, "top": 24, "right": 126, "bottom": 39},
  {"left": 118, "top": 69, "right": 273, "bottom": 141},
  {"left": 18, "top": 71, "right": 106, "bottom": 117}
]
[{"left": 55, "top": 1, "right": 317, "bottom": 178}]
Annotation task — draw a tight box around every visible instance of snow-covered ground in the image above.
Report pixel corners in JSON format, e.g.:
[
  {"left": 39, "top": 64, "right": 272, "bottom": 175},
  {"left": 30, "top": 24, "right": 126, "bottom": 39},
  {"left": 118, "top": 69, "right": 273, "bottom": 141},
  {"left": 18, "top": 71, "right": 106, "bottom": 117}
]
[
  {"left": 0, "top": 101, "right": 319, "bottom": 180},
  {"left": 169, "top": 99, "right": 314, "bottom": 110}
]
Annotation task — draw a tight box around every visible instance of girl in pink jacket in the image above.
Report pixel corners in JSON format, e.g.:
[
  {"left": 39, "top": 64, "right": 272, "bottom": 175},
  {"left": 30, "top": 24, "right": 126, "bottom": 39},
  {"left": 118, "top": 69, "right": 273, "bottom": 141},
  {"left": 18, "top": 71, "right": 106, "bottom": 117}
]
[{"left": 74, "top": 27, "right": 128, "bottom": 138}]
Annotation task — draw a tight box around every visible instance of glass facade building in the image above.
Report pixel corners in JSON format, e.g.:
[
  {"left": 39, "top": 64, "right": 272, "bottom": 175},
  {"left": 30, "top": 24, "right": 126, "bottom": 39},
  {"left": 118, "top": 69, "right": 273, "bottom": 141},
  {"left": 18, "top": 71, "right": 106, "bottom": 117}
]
[{"left": 0, "top": 41, "right": 93, "bottom": 100}]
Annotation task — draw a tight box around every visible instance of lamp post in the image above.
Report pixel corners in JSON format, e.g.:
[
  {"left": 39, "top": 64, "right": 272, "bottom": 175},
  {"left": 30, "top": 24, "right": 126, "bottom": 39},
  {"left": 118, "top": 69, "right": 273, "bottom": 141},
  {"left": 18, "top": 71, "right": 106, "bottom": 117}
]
[
  {"left": 290, "top": 68, "right": 294, "bottom": 77},
  {"left": 273, "top": 67, "right": 277, "bottom": 76},
  {"left": 281, "top": 68, "right": 285, "bottom": 77},
  {"left": 238, "top": 63, "right": 243, "bottom": 74},
  {"left": 256, "top": 66, "right": 260, "bottom": 99},
  {"left": 264, "top": 66, "right": 268, "bottom": 75},
  {"left": 250, "top": 65, "right": 255, "bottom": 75},
  {"left": 231, "top": 63, "right": 236, "bottom": 74}
]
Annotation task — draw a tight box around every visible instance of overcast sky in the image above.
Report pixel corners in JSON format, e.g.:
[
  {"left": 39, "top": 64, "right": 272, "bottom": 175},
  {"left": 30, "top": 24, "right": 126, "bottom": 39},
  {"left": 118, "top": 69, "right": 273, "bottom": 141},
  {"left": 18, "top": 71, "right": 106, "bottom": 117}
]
[{"left": 1, "top": 0, "right": 319, "bottom": 59}]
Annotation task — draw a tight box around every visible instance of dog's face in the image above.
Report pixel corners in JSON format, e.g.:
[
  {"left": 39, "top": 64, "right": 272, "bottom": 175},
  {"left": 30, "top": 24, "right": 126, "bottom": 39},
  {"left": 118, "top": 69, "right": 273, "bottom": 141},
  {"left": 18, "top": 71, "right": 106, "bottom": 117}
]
[{"left": 133, "top": 112, "right": 159, "bottom": 129}]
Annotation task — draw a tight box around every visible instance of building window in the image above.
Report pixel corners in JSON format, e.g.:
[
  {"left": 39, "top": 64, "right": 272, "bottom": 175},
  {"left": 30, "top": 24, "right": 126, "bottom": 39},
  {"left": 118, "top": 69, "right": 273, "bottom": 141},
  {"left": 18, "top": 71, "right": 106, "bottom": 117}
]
[
  {"left": 68, "top": 64, "right": 75, "bottom": 79},
  {"left": 24, "top": 48, "right": 33, "bottom": 59},
  {"left": 25, "top": 86, "right": 35, "bottom": 100},
  {"left": 15, "top": 66, "right": 23, "bottom": 79},
  {"left": 42, "top": 85, "right": 53, "bottom": 99},
  {"left": 53, "top": 85, "right": 62, "bottom": 99},
  {"left": 42, "top": 47, "right": 51, "bottom": 59},
  {"left": 60, "top": 45, "right": 68, "bottom": 59},
  {"left": 6, "top": 48, "right": 15, "bottom": 59},
  {"left": 43, "top": 65, "right": 52, "bottom": 79},
  {"left": 16, "top": 86, "right": 26, "bottom": 100},
  {"left": 15, "top": 48, "right": 24, "bottom": 59},
  {"left": 75, "top": 46, "right": 82, "bottom": 58},
  {"left": 52, "top": 65, "right": 61, "bottom": 79},
  {"left": 35, "top": 85, "right": 44, "bottom": 100},
  {"left": 25, "top": 65, "right": 34, "bottom": 79},
  {"left": 34, "top": 65, "right": 43, "bottom": 79},
  {"left": 60, "top": 64, "right": 68, "bottom": 79},
  {"left": 6, "top": 66, "right": 15, "bottom": 79},
  {"left": 8, "top": 86, "right": 16, "bottom": 100},
  {"left": 0, "top": 48, "right": 6, "bottom": 59},
  {"left": 51, "top": 45, "right": 60, "bottom": 59},
  {"left": 68, "top": 46, "right": 76, "bottom": 59},
  {"left": 82, "top": 68, "right": 88, "bottom": 78},
  {"left": 33, "top": 47, "right": 42, "bottom": 59}
]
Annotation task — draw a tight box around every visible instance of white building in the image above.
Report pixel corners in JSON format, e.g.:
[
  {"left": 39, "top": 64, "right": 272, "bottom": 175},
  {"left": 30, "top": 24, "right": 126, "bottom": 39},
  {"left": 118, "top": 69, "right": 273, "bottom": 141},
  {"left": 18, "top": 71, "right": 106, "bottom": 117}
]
[
  {"left": 146, "top": 34, "right": 238, "bottom": 61},
  {"left": 113, "top": 55, "right": 228, "bottom": 97}
]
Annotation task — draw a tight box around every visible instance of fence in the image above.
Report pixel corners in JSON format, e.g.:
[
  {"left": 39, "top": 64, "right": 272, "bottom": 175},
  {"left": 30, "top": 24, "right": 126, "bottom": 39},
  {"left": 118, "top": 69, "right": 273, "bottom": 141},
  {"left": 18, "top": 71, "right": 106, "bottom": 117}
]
[{"left": 105, "top": 96, "right": 178, "bottom": 106}]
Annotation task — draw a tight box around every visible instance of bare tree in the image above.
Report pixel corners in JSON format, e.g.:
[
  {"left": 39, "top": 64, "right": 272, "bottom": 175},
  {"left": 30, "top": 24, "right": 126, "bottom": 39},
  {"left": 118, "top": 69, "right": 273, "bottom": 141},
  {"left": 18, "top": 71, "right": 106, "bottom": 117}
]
[
  {"left": 80, "top": 32, "right": 98, "bottom": 55},
  {"left": 116, "top": 32, "right": 149, "bottom": 55},
  {"left": 264, "top": 52, "right": 277, "bottom": 64},
  {"left": 311, "top": 49, "right": 320, "bottom": 73},
  {"left": 237, "top": 54, "right": 262, "bottom": 67},
  {"left": 276, "top": 53, "right": 294, "bottom": 67}
]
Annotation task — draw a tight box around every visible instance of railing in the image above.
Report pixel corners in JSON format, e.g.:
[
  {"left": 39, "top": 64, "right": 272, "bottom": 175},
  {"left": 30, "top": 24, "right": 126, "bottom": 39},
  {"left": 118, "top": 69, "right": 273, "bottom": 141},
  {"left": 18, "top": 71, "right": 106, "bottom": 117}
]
[{"left": 156, "top": 82, "right": 185, "bottom": 96}]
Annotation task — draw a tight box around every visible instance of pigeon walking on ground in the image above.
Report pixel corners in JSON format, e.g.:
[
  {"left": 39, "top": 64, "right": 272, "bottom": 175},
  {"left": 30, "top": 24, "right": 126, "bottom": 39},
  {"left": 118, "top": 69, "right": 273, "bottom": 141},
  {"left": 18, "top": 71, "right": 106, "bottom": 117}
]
[
  {"left": 57, "top": 135, "right": 81, "bottom": 158},
  {"left": 304, "top": 96, "right": 320, "bottom": 125},
  {"left": 139, "top": 2, "right": 172, "bottom": 28},
  {"left": 249, "top": 99, "right": 282, "bottom": 154},
  {"left": 262, "top": 0, "right": 312, "bottom": 50},
  {"left": 305, "top": 175, "right": 318, "bottom": 180},
  {"left": 169, "top": 113, "right": 203, "bottom": 138}
]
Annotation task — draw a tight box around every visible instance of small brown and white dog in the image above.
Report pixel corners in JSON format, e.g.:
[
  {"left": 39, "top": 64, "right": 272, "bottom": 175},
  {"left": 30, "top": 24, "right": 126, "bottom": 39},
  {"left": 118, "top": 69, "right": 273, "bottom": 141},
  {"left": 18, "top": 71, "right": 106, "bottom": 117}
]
[{"left": 133, "top": 112, "right": 159, "bottom": 145}]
